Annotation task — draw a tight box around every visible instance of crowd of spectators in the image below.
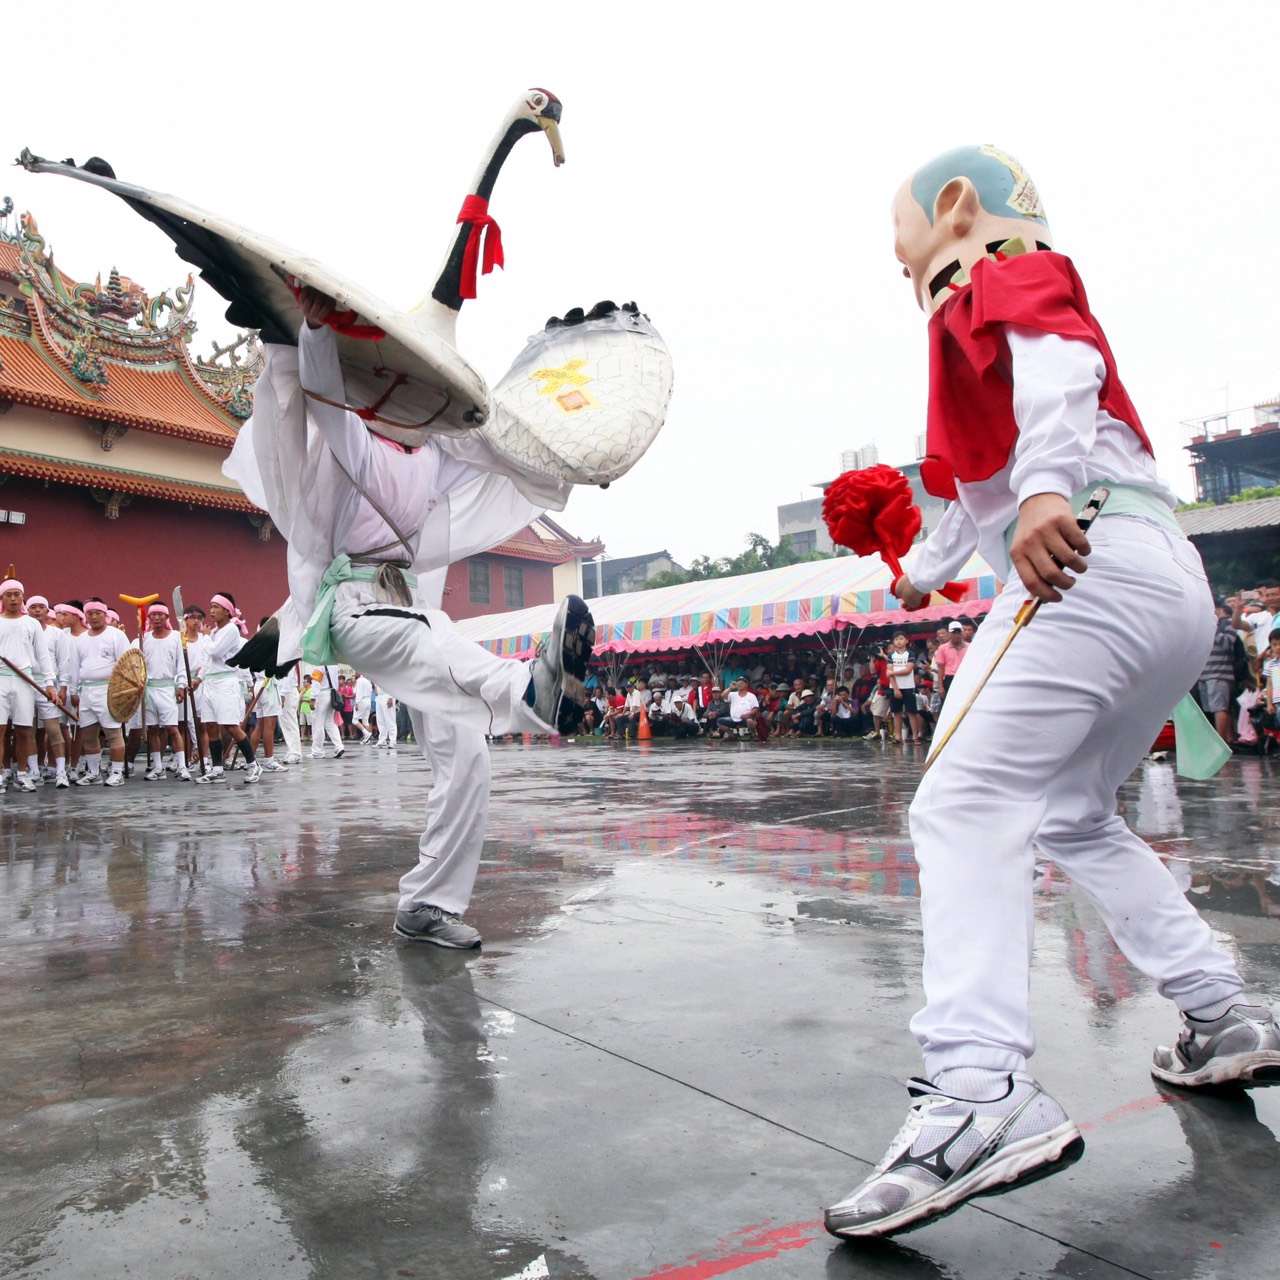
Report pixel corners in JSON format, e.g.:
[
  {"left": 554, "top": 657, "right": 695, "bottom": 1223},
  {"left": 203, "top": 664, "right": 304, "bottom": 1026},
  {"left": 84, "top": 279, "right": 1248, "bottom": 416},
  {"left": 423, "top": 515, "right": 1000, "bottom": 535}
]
[
  {"left": 580, "top": 620, "right": 980, "bottom": 744},
  {"left": 1199, "top": 579, "right": 1280, "bottom": 751}
]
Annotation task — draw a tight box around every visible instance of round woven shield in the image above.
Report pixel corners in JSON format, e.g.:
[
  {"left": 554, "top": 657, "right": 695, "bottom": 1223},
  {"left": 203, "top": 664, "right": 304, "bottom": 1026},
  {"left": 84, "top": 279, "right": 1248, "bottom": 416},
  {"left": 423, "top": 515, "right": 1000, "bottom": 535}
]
[{"left": 107, "top": 649, "right": 147, "bottom": 722}]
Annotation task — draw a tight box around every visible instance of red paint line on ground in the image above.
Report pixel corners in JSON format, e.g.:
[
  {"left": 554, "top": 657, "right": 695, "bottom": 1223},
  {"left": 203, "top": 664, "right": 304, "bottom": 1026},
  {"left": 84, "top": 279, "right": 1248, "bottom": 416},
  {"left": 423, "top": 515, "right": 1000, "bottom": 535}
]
[
  {"left": 1078, "top": 1091, "right": 1179, "bottom": 1131},
  {"left": 631, "top": 1219, "right": 823, "bottom": 1280}
]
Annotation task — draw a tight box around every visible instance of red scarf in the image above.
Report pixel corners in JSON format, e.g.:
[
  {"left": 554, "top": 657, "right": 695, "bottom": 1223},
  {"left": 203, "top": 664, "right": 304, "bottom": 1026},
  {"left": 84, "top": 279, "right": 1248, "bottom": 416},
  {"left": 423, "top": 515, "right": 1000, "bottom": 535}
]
[{"left": 920, "top": 251, "right": 1152, "bottom": 500}]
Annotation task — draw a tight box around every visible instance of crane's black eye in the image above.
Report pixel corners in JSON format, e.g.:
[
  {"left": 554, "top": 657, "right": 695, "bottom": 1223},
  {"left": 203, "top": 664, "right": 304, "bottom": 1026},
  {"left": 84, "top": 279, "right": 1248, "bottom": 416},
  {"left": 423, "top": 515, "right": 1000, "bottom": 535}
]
[{"left": 527, "top": 92, "right": 547, "bottom": 110}]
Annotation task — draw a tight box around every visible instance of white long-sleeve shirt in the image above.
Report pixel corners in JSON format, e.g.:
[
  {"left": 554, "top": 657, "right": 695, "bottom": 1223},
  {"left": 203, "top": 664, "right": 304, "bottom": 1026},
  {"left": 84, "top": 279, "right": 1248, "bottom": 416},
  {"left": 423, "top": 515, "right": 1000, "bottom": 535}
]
[
  {"left": 133, "top": 630, "right": 189, "bottom": 686},
  {"left": 71, "top": 626, "right": 129, "bottom": 687},
  {"left": 906, "top": 327, "right": 1177, "bottom": 593},
  {"left": 0, "top": 614, "right": 54, "bottom": 686}
]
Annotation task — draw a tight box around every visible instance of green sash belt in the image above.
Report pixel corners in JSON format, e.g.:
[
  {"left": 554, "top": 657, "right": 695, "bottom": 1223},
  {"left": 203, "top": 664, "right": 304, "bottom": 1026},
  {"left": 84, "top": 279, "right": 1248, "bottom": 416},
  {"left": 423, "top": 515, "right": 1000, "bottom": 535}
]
[
  {"left": 146, "top": 678, "right": 177, "bottom": 688},
  {"left": 301, "top": 555, "right": 418, "bottom": 665}
]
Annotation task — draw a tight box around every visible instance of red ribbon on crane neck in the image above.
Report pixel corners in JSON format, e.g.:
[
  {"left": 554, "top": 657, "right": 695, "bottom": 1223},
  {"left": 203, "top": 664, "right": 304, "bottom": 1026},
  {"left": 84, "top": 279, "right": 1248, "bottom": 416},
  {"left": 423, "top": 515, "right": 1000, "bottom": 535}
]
[{"left": 456, "top": 195, "right": 504, "bottom": 300}]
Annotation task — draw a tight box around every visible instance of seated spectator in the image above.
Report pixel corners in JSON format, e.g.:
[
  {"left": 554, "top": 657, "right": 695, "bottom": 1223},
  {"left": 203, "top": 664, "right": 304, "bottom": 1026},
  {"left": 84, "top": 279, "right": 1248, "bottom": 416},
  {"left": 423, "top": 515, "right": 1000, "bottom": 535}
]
[
  {"left": 668, "top": 691, "right": 702, "bottom": 739},
  {"left": 702, "top": 685, "right": 727, "bottom": 732},
  {"left": 717, "top": 677, "right": 760, "bottom": 738},
  {"left": 795, "top": 689, "right": 819, "bottom": 736}
]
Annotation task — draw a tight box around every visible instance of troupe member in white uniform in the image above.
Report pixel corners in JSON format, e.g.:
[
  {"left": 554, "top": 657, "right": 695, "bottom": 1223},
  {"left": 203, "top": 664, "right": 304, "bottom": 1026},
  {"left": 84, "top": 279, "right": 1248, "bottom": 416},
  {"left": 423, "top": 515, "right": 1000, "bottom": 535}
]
[
  {"left": 375, "top": 685, "right": 398, "bottom": 749},
  {"left": 0, "top": 578, "right": 57, "bottom": 794},
  {"left": 247, "top": 661, "right": 288, "bottom": 773},
  {"left": 352, "top": 673, "right": 374, "bottom": 743},
  {"left": 71, "top": 598, "right": 130, "bottom": 786},
  {"left": 307, "top": 663, "right": 345, "bottom": 758},
  {"left": 278, "top": 662, "right": 303, "bottom": 763},
  {"left": 133, "top": 603, "right": 191, "bottom": 781},
  {"left": 25, "top": 594, "right": 72, "bottom": 787},
  {"left": 54, "top": 602, "right": 88, "bottom": 772},
  {"left": 180, "top": 607, "right": 212, "bottom": 772},
  {"left": 195, "top": 594, "right": 261, "bottom": 784}
]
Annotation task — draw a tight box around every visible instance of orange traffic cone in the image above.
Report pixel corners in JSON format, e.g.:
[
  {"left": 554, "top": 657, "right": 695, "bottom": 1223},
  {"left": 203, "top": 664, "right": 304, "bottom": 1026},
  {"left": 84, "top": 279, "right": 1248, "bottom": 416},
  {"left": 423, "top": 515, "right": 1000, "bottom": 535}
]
[{"left": 637, "top": 703, "right": 652, "bottom": 740}]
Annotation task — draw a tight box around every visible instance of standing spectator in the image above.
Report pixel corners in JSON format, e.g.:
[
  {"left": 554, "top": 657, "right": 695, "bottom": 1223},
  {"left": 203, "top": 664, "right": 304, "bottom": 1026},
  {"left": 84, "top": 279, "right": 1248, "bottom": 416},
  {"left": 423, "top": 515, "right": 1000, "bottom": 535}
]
[
  {"left": 887, "top": 632, "right": 925, "bottom": 744},
  {"left": 933, "top": 622, "right": 969, "bottom": 699},
  {"left": 830, "top": 686, "right": 857, "bottom": 737},
  {"left": 298, "top": 675, "right": 314, "bottom": 742},
  {"left": 864, "top": 647, "right": 893, "bottom": 741},
  {"left": 1197, "top": 612, "right": 1242, "bottom": 745}
]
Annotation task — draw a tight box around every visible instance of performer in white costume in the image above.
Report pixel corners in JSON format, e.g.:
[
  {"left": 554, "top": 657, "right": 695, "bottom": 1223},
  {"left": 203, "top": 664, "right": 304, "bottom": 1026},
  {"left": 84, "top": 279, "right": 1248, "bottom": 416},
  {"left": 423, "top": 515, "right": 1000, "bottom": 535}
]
[
  {"left": 24, "top": 595, "right": 72, "bottom": 787},
  {"left": 824, "top": 145, "right": 1280, "bottom": 1241},
  {"left": 307, "top": 662, "right": 346, "bottom": 759},
  {"left": 194, "top": 593, "right": 261, "bottom": 785},
  {"left": 278, "top": 662, "right": 303, "bottom": 764},
  {"left": 0, "top": 578, "right": 57, "bottom": 794},
  {"left": 71, "top": 598, "right": 129, "bottom": 786},
  {"left": 133, "top": 604, "right": 190, "bottom": 781},
  {"left": 376, "top": 686, "right": 398, "bottom": 750},
  {"left": 352, "top": 673, "right": 373, "bottom": 743}
]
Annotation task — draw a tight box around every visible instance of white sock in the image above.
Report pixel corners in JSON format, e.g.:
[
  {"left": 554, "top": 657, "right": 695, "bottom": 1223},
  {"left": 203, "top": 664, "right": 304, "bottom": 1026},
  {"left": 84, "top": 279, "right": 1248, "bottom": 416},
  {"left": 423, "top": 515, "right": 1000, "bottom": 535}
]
[
  {"left": 55, "top": 757, "right": 66, "bottom": 777},
  {"left": 932, "top": 1067, "right": 1011, "bottom": 1101},
  {"left": 86, "top": 758, "right": 101, "bottom": 777},
  {"left": 175, "top": 751, "right": 186, "bottom": 769},
  {"left": 150, "top": 752, "right": 162, "bottom": 770},
  {"left": 1186, "top": 995, "right": 1243, "bottom": 1023},
  {"left": 110, "top": 761, "right": 124, "bottom": 777},
  {"left": 27, "top": 754, "right": 39, "bottom": 777}
]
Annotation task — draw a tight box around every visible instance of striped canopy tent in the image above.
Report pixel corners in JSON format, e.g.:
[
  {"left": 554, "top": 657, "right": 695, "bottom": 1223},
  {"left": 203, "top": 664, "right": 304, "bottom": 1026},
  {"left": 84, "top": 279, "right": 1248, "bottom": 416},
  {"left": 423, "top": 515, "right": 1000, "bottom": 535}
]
[{"left": 454, "top": 551, "right": 1001, "bottom": 661}]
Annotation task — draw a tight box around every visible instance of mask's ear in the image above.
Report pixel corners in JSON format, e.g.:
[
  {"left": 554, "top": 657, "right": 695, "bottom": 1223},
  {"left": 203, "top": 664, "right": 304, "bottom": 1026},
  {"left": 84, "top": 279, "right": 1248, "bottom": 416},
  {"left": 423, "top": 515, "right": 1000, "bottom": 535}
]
[{"left": 933, "top": 176, "right": 981, "bottom": 239}]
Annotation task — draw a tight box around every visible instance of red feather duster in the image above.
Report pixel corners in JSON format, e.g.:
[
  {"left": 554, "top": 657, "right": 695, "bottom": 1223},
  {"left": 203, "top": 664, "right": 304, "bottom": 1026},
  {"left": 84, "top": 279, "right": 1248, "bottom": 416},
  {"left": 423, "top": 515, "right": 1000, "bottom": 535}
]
[{"left": 822, "top": 465, "right": 966, "bottom": 603}]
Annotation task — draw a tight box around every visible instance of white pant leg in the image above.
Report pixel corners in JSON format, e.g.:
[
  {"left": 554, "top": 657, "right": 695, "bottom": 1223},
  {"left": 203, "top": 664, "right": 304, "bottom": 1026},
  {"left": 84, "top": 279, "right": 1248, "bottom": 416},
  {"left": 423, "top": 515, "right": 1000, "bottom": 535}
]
[
  {"left": 280, "top": 686, "right": 301, "bottom": 757},
  {"left": 397, "top": 709, "right": 490, "bottom": 916},
  {"left": 908, "top": 517, "right": 1243, "bottom": 1078},
  {"left": 377, "top": 698, "right": 397, "bottom": 745},
  {"left": 319, "top": 707, "right": 344, "bottom": 751},
  {"left": 330, "top": 583, "right": 546, "bottom": 736}
]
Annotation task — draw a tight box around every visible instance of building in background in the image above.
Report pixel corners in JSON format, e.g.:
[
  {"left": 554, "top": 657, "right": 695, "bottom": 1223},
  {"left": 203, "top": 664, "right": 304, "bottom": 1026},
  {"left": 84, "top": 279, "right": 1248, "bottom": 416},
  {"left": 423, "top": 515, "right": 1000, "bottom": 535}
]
[
  {"left": 0, "top": 205, "right": 286, "bottom": 620},
  {"left": 443, "top": 515, "right": 603, "bottom": 621},
  {"left": 581, "top": 549, "right": 685, "bottom": 599},
  {"left": 1184, "top": 398, "right": 1280, "bottom": 505},
  {"left": 777, "top": 441, "right": 947, "bottom": 555}
]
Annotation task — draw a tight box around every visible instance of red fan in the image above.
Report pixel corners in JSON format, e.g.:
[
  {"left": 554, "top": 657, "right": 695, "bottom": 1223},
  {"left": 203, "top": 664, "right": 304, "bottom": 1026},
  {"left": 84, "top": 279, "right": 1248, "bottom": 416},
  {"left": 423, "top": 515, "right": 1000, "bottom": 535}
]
[{"left": 822, "top": 465, "right": 966, "bottom": 603}]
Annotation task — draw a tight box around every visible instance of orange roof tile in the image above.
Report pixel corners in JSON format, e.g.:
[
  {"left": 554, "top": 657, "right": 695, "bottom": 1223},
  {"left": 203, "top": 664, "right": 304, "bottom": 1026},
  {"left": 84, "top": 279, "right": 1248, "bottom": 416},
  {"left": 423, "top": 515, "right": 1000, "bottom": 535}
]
[
  {"left": 0, "top": 447, "right": 257, "bottom": 512},
  {"left": 0, "top": 330, "right": 239, "bottom": 446}
]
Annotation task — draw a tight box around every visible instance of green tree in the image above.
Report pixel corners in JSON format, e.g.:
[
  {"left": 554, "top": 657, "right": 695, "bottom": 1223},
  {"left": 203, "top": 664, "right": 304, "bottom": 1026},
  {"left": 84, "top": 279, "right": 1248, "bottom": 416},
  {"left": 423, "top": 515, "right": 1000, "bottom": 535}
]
[{"left": 638, "top": 533, "right": 834, "bottom": 590}]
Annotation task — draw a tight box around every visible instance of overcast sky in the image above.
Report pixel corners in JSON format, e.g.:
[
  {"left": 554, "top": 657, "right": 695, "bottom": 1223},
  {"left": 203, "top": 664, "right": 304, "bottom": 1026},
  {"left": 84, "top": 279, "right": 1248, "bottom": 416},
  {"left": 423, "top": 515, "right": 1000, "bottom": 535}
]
[{"left": 7, "top": 1, "right": 1279, "bottom": 567}]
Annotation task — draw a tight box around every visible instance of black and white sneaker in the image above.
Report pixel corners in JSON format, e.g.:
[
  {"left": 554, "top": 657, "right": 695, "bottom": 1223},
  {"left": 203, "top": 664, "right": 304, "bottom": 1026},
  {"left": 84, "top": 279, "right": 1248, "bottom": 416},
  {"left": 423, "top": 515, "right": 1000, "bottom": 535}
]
[
  {"left": 1152, "top": 1003, "right": 1280, "bottom": 1088},
  {"left": 529, "top": 594, "right": 594, "bottom": 734},
  {"left": 824, "top": 1073, "right": 1084, "bottom": 1239}
]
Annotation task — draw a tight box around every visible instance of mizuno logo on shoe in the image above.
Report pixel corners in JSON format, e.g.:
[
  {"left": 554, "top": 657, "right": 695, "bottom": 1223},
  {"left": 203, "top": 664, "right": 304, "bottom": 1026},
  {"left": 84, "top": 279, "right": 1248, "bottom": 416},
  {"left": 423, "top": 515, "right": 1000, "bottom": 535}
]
[{"left": 889, "top": 1110, "right": 976, "bottom": 1182}]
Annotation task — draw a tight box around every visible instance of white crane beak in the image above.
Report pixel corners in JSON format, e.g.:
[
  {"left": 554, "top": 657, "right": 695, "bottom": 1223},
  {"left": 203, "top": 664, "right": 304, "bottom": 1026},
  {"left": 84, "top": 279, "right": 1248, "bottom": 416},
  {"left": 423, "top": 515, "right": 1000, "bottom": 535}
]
[{"left": 538, "top": 117, "right": 566, "bottom": 167}]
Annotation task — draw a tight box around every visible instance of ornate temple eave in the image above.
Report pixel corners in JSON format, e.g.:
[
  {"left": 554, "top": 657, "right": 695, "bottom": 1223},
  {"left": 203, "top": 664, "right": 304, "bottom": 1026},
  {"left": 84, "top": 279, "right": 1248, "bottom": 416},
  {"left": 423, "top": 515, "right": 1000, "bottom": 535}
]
[{"left": 0, "top": 445, "right": 259, "bottom": 512}]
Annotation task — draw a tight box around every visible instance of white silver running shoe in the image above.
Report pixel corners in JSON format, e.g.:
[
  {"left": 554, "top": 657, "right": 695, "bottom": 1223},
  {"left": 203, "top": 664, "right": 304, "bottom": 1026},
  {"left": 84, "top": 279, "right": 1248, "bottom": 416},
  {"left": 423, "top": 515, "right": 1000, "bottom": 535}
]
[
  {"left": 244, "top": 761, "right": 264, "bottom": 783},
  {"left": 529, "top": 594, "right": 594, "bottom": 733},
  {"left": 14, "top": 774, "right": 36, "bottom": 793},
  {"left": 144, "top": 768, "right": 164, "bottom": 781},
  {"left": 261, "top": 759, "right": 288, "bottom": 772},
  {"left": 1152, "top": 1003, "right": 1280, "bottom": 1089},
  {"left": 393, "top": 904, "right": 482, "bottom": 950},
  {"left": 824, "top": 1073, "right": 1084, "bottom": 1239},
  {"left": 103, "top": 773, "right": 125, "bottom": 787}
]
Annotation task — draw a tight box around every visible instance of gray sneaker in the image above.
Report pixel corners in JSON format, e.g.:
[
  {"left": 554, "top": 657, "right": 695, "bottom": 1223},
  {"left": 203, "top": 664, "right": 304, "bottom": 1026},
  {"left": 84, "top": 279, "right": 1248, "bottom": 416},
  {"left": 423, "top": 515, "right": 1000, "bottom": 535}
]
[
  {"left": 529, "top": 594, "right": 594, "bottom": 734},
  {"left": 394, "top": 904, "right": 482, "bottom": 950},
  {"left": 1152, "top": 1003, "right": 1280, "bottom": 1089},
  {"left": 823, "top": 1073, "right": 1084, "bottom": 1239}
]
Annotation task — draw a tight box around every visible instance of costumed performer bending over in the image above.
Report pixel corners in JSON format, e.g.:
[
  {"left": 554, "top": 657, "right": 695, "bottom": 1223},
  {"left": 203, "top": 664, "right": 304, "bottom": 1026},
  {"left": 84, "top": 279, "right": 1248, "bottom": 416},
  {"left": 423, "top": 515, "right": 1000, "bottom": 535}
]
[
  {"left": 824, "top": 145, "right": 1280, "bottom": 1240},
  {"left": 225, "top": 289, "right": 594, "bottom": 950}
]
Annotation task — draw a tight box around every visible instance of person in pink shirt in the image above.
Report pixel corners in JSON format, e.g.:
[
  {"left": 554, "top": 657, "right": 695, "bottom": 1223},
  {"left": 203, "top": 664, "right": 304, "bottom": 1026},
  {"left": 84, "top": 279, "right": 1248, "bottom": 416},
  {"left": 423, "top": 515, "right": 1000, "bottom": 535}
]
[{"left": 932, "top": 621, "right": 969, "bottom": 699}]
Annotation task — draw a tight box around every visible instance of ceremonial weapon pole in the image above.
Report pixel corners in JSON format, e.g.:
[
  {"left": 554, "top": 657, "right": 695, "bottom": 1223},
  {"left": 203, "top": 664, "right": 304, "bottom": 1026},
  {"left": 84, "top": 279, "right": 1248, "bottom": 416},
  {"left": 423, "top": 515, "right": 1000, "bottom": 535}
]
[
  {"left": 922, "top": 487, "right": 1111, "bottom": 776},
  {"left": 172, "top": 587, "right": 208, "bottom": 777},
  {"left": 121, "top": 593, "right": 158, "bottom": 767}
]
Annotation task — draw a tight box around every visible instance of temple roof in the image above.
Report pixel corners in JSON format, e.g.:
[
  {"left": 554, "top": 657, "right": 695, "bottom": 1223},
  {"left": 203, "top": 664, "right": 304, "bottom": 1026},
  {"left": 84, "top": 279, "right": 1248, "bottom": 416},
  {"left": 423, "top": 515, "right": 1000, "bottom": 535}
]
[
  {"left": 489, "top": 516, "right": 604, "bottom": 564},
  {"left": 0, "top": 214, "right": 261, "bottom": 446}
]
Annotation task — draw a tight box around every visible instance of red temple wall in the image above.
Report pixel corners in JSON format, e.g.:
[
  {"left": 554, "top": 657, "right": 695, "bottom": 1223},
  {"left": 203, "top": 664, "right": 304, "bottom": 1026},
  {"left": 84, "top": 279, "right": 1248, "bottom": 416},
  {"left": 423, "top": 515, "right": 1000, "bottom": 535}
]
[
  {"left": 442, "top": 555, "right": 555, "bottom": 621},
  {"left": 0, "top": 476, "right": 288, "bottom": 625}
]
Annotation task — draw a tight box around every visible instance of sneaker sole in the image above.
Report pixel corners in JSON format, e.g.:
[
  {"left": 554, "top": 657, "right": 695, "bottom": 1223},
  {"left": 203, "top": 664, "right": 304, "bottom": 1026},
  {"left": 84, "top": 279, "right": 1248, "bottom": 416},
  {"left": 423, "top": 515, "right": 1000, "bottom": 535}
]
[
  {"left": 392, "top": 922, "right": 482, "bottom": 950},
  {"left": 555, "top": 597, "right": 595, "bottom": 734},
  {"left": 1151, "top": 1050, "right": 1280, "bottom": 1089},
  {"left": 825, "top": 1122, "right": 1085, "bottom": 1240}
]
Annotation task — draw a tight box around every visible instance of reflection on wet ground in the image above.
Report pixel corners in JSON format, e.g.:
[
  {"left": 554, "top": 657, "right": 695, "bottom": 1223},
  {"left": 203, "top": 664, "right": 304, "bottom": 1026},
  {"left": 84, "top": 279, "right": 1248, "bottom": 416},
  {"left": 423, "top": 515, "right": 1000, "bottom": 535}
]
[{"left": 1, "top": 740, "right": 1278, "bottom": 1278}]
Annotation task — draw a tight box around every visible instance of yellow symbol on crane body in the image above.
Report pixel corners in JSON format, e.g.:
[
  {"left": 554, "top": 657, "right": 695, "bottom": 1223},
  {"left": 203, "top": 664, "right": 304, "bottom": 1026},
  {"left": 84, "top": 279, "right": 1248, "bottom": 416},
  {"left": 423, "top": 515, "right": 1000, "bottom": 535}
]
[{"left": 531, "top": 359, "right": 600, "bottom": 415}]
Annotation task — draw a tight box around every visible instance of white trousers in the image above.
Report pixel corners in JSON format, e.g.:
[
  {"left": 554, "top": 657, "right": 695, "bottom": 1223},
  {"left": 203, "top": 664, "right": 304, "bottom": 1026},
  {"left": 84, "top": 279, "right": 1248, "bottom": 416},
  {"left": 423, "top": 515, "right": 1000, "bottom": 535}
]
[
  {"left": 377, "top": 696, "right": 398, "bottom": 746},
  {"left": 330, "top": 582, "right": 546, "bottom": 737},
  {"left": 397, "top": 709, "right": 490, "bottom": 916},
  {"left": 909, "top": 517, "right": 1245, "bottom": 1078},
  {"left": 279, "top": 684, "right": 301, "bottom": 758},
  {"left": 313, "top": 705, "right": 344, "bottom": 752}
]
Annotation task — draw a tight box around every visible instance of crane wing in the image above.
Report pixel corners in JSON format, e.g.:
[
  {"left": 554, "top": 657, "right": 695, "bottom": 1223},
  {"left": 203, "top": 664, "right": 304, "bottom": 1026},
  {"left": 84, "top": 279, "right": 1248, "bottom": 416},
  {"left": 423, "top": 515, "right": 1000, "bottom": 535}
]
[{"left": 17, "top": 151, "right": 488, "bottom": 433}]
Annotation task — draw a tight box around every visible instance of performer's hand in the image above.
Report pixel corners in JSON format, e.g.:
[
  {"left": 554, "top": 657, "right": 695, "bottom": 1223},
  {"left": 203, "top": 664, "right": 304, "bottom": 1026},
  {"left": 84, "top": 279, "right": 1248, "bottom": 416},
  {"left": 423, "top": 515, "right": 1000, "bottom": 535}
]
[
  {"left": 177, "top": 687, "right": 186, "bottom": 702},
  {"left": 894, "top": 576, "right": 927, "bottom": 611},
  {"left": 1011, "top": 492, "right": 1090, "bottom": 603},
  {"left": 298, "top": 285, "right": 337, "bottom": 330},
  {"left": 44, "top": 686, "right": 56, "bottom": 701}
]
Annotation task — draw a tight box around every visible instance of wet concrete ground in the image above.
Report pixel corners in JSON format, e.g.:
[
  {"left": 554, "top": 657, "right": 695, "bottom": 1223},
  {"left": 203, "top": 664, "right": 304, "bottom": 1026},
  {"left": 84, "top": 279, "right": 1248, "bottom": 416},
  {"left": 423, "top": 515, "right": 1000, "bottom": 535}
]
[{"left": 2, "top": 736, "right": 1278, "bottom": 1279}]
